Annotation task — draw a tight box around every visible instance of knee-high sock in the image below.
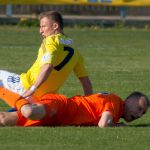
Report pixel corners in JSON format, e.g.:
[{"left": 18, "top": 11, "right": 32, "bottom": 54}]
[{"left": 0, "top": 87, "right": 29, "bottom": 110}]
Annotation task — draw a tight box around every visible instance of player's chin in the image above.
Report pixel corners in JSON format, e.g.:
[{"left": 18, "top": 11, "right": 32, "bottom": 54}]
[
  {"left": 124, "top": 116, "right": 133, "bottom": 122},
  {"left": 41, "top": 34, "right": 45, "bottom": 38},
  {"left": 125, "top": 115, "right": 137, "bottom": 122}
]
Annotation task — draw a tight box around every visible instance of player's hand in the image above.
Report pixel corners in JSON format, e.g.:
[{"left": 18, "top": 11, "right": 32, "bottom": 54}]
[
  {"left": 22, "top": 90, "right": 34, "bottom": 98},
  {"left": 22, "top": 85, "right": 37, "bottom": 98}
]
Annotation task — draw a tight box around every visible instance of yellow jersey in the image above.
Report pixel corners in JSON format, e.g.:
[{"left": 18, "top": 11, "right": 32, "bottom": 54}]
[{"left": 20, "top": 33, "right": 87, "bottom": 97}]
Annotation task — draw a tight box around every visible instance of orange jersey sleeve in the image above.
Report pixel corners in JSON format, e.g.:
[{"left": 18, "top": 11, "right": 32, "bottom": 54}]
[{"left": 85, "top": 93, "right": 124, "bottom": 123}]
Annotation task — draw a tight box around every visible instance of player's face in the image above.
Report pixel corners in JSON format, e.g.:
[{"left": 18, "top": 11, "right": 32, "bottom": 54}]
[
  {"left": 40, "top": 17, "right": 58, "bottom": 38},
  {"left": 124, "top": 97, "right": 148, "bottom": 122}
]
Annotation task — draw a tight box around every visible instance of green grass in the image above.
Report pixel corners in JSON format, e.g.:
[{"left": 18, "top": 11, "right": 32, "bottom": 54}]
[{"left": 0, "top": 26, "right": 150, "bottom": 149}]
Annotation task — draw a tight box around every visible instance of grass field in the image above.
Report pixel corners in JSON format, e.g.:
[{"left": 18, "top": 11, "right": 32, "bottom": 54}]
[{"left": 0, "top": 26, "right": 150, "bottom": 149}]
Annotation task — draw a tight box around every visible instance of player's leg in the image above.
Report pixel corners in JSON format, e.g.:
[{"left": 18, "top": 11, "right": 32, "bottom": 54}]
[
  {"left": 0, "top": 70, "right": 25, "bottom": 95},
  {"left": 0, "top": 87, "right": 27, "bottom": 108},
  {"left": 0, "top": 70, "right": 38, "bottom": 103},
  {"left": 20, "top": 103, "right": 46, "bottom": 120},
  {"left": 0, "top": 112, "right": 18, "bottom": 126},
  {"left": 20, "top": 97, "right": 65, "bottom": 121},
  {"left": 8, "top": 108, "right": 17, "bottom": 112}
]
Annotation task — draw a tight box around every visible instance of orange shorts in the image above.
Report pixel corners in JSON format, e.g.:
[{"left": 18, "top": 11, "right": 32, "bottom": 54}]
[{"left": 17, "top": 94, "right": 67, "bottom": 127}]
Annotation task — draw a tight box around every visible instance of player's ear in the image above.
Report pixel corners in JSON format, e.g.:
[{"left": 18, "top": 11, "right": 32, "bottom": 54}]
[{"left": 53, "top": 22, "right": 59, "bottom": 30}]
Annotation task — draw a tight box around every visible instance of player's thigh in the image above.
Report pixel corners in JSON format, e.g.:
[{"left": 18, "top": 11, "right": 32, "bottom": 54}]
[{"left": 0, "top": 112, "right": 18, "bottom": 126}]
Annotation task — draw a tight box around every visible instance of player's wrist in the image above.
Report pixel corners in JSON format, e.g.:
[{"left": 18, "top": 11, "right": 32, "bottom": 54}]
[{"left": 30, "top": 85, "right": 37, "bottom": 92}]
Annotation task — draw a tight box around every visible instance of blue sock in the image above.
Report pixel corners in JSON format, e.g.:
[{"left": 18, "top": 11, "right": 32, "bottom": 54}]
[{"left": 7, "top": 108, "right": 17, "bottom": 112}]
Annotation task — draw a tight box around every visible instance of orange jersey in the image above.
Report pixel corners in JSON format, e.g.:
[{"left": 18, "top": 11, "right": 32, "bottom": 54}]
[{"left": 17, "top": 93, "right": 124, "bottom": 127}]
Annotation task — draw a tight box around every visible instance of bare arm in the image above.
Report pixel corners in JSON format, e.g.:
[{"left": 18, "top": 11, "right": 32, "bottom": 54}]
[
  {"left": 79, "top": 76, "right": 93, "bottom": 95},
  {"left": 98, "top": 111, "right": 114, "bottom": 128},
  {"left": 33, "top": 63, "right": 53, "bottom": 88},
  {"left": 98, "top": 111, "right": 127, "bottom": 128},
  {"left": 22, "top": 63, "right": 53, "bottom": 98}
]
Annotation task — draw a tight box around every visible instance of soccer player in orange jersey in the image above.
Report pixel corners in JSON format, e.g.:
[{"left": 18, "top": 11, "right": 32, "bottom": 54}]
[{"left": 0, "top": 88, "right": 149, "bottom": 128}]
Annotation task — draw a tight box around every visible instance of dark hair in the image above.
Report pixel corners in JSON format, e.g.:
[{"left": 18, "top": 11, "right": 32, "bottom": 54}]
[
  {"left": 39, "top": 11, "right": 64, "bottom": 30},
  {"left": 126, "top": 91, "right": 150, "bottom": 106}
]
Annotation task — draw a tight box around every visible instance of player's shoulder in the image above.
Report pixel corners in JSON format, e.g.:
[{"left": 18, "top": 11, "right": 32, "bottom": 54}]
[
  {"left": 109, "top": 93, "right": 123, "bottom": 104},
  {"left": 59, "top": 35, "right": 73, "bottom": 45},
  {"left": 96, "top": 92, "right": 122, "bottom": 101},
  {"left": 46, "top": 34, "right": 74, "bottom": 46}
]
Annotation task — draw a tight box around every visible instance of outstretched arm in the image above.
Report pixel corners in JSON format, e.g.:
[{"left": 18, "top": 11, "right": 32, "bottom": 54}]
[
  {"left": 22, "top": 63, "right": 53, "bottom": 98},
  {"left": 98, "top": 111, "right": 114, "bottom": 128},
  {"left": 98, "top": 111, "right": 127, "bottom": 128},
  {"left": 79, "top": 76, "right": 93, "bottom": 95}
]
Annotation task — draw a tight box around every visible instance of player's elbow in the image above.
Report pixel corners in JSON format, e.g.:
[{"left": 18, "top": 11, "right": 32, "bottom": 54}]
[{"left": 98, "top": 122, "right": 108, "bottom": 128}]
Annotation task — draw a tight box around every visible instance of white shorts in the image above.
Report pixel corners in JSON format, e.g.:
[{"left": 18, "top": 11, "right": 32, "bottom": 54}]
[{"left": 0, "top": 70, "right": 26, "bottom": 96}]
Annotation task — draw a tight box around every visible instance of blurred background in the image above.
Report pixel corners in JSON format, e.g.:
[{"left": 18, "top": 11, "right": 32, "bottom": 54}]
[{"left": 0, "top": 0, "right": 150, "bottom": 28}]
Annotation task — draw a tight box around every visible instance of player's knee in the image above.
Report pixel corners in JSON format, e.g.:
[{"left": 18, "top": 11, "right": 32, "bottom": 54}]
[
  {"left": 20, "top": 104, "right": 45, "bottom": 120},
  {"left": 21, "top": 105, "right": 34, "bottom": 119}
]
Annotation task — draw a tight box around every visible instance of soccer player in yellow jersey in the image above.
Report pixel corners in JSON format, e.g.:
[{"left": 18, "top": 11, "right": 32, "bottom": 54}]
[{"left": 0, "top": 11, "right": 93, "bottom": 101}]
